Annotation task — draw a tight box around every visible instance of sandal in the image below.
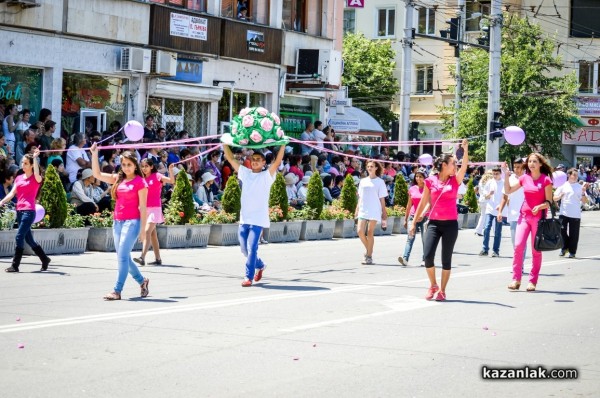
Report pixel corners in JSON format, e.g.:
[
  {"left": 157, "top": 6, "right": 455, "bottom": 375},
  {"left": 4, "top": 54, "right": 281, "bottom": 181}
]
[
  {"left": 526, "top": 283, "right": 536, "bottom": 292},
  {"left": 133, "top": 257, "right": 145, "bottom": 266},
  {"left": 103, "top": 291, "right": 121, "bottom": 301},
  {"left": 148, "top": 259, "right": 162, "bottom": 265},
  {"left": 140, "top": 278, "right": 150, "bottom": 298},
  {"left": 507, "top": 281, "right": 521, "bottom": 291}
]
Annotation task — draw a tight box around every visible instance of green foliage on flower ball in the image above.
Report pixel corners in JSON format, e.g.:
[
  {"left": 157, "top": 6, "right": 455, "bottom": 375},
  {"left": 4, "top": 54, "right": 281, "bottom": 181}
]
[
  {"left": 305, "top": 172, "right": 324, "bottom": 220},
  {"left": 464, "top": 177, "right": 479, "bottom": 213},
  {"left": 164, "top": 171, "right": 195, "bottom": 225},
  {"left": 228, "top": 107, "right": 289, "bottom": 147},
  {"left": 268, "top": 173, "right": 289, "bottom": 221},
  {"left": 222, "top": 176, "right": 241, "bottom": 221},
  {"left": 340, "top": 174, "right": 358, "bottom": 213},
  {"left": 393, "top": 174, "right": 409, "bottom": 207},
  {"left": 39, "top": 164, "right": 68, "bottom": 228}
]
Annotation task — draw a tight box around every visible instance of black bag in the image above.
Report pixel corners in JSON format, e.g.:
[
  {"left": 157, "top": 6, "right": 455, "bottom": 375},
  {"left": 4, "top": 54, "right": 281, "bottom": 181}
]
[
  {"left": 534, "top": 202, "right": 563, "bottom": 252},
  {"left": 457, "top": 204, "right": 469, "bottom": 214}
]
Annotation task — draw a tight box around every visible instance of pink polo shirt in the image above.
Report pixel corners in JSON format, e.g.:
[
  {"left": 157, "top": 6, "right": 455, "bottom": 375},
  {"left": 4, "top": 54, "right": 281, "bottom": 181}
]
[
  {"left": 425, "top": 174, "right": 459, "bottom": 220},
  {"left": 519, "top": 173, "right": 552, "bottom": 217},
  {"left": 14, "top": 174, "right": 41, "bottom": 211},
  {"left": 113, "top": 176, "right": 148, "bottom": 221},
  {"left": 144, "top": 172, "right": 164, "bottom": 208}
]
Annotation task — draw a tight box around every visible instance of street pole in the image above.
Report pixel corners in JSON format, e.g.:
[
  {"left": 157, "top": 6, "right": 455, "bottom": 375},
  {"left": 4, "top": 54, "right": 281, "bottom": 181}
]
[
  {"left": 454, "top": 0, "right": 466, "bottom": 132},
  {"left": 399, "top": 0, "right": 414, "bottom": 154},
  {"left": 485, "top": 0, "right": 502, "bottom": 165}
]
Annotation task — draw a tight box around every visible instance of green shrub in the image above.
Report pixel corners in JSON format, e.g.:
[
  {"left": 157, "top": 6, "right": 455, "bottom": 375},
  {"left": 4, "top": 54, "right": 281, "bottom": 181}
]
[
  {"left": 63, "top": 204, "right": 86, "bottom": 228},
  {"left": 269, "top": 173, "right": 289, "bottom": 221},
  {"left": 39, "top": 164, "right": 68, "bottom": 228},
  {"left": 340, "top": 174, "right": 358, "bottom": 213},
  {"left": 305, "top": 172, "right": 324, "bottom": 220},
  {"left": 393, "top": 174, "right": 409, "bottom": 207},
  {"left": 464, "top": 177, "right": 479, "bottom": 213},
  {"left": 164, "top": 171, "right": 195, "bottom": 225},
  {"left": 221, "top": 176, "right": 241, "bottom": 221}
]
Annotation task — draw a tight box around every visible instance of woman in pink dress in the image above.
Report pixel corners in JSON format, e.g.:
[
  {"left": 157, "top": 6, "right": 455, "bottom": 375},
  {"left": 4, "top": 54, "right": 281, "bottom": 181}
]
[{"left": 134, "top": 158, "right": 175, "bottom": 266}]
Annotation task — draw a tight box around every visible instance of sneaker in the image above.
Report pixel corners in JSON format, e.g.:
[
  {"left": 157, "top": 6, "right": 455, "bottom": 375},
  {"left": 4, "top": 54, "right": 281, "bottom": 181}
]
[
  {"left": 254, "top": 265, "right": 267, "bottom": 282},
  {"left": 479, "top": 251, "right": 488, "bottom": 256},
  {"left": 568, "top": 254, "right": 576, "bottom": 259},
  {"left": 259, "top": 238, "right": 268, "bottom": 244},
  {"left": 241, "top": 278, "right": 252, "bottom": 287},
  {"left": 435, "top": 291, "right": 446, "bottom": 301},
  {"left": 420, "top": 261, "right": 425, "bottom": 267},
  {"left": 398, "top": 257, "right": 407, "bottom": 266},
  {"left": 425, "top": 285, "right": 439, "bottom": 300},
  {"left": 491, "top": 252, "right": 499, "bottom": 258},
  {"left": 559, "top": 249, "right": 567, "bottom": 257},
  {"left": 361, "top": 256, "right": 373, "bottom": 265}
]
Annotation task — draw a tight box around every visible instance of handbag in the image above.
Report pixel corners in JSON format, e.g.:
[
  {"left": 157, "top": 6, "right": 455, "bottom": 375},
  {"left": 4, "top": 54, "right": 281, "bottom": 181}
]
[{"left": 534, "top": 201, "right": 563, "bottom": 252}]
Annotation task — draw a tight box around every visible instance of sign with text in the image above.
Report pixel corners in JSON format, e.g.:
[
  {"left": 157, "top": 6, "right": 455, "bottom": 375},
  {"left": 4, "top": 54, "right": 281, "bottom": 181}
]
[
  {"left": 170, "top": 12, "right": 207, "bottom": 41},
  {"left": 330, "top": 98, "right": 352, "bottom": 106},
  {"left": 347, "top": 0, "right": 364, "bottom": 7},
  {"left": 165, "top": 59, "right": 203, "bottom": 83},
  {"left": 247, "top": 30, "right": 265, "bottom": 53},
  {"left": 575, "top": 96, "right": 600, "bottom": 116},
  {"left": 563, "top": 128, "right": 600, "bottom": 146},
  {"left": 328, "top": 118, "right": 360, "bottom": 132}
]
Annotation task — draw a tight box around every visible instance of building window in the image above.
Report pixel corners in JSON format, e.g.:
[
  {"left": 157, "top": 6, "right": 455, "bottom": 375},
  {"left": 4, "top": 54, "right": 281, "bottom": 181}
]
[
  {"left": 147, "top": 97, "right": 209, "bottom": 139},
  {"left": 466, "top": 0, "right": 490, "bottom": 32},
  {"left": 185, "top": 0, "right": 206, "bottom": 12},
  {"left": 344, "top": 9, "right": 356, "bottom": 35},
  {"left": 221, "top": 0, "right": 253, "bottom": 19},
  {"left": 377, "top": 8, "right": 395, "bottom": 37},
  {"left": 283, "top": 0, "right": 306, "bottom": 32},
  {"left": 571, "top": 0, "right": 600, "bottom": 37},
  {"left": 415, "top": 65, "right": 433, "bottom": 95},
  {"left": 579, "top": 62, "right": 599, "bottom": 94},
  {"left": 218, "top": 90, "right": 266, "bottom": 127},
  {"left": 417, "top": 7, "right": 435, "bottom": 35}
]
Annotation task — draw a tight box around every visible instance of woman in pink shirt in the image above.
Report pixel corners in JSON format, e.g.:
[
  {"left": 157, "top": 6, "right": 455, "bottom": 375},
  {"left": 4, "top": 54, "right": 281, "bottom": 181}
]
[
  {"left": 134, "top": 158, "right": 174, "bottom": 266},
  {"left": 0, "top": 149, "right": 51, "bottom": 272},
  {"left": 503, "top": 153, "right": 553, "bottom": 292},
  {"left": 91, "top": 143, "right": 150, "bottom": 301},
  {"left": 411, "top": 139, "right": 469, "bottom": 301},
  {"left": 398, "top": 170, "right": 427, "bottom": 266}
]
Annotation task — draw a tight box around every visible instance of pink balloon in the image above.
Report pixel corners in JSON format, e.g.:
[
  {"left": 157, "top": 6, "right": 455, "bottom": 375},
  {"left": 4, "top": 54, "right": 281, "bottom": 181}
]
[
  {"left": 504, "top": 126, "right": 525, "bottom": 146},
  {"left": 418, "top": 153, "right": 433, "bottom": 166},
  {"left": 34, "top": 204, "right": 45, "bottom": 223},
  {"left": 124, "top": 120, "right": 144, "bottom": 142},
  {"left": 552, "top": 171, "right": 567, "bottom": 188}
]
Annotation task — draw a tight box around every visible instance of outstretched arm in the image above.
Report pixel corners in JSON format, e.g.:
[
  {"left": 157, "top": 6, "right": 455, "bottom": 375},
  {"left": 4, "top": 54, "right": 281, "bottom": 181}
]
[
  {"left": 223, "top": 145, "right": 240, "bottom": 173},
  {"left": 268, "top": 145, "right": 286, "bottom": 176},
  {"left": 455, "top": 139, "right": 469, "bottom": 184}
]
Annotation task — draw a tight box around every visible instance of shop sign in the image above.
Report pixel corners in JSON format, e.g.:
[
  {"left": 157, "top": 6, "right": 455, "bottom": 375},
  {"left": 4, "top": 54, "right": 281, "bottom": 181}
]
[
  {"left": 575, "top": 145, "right": 600, "bottom": 154},
  {"left": 347, "top": 0, "right": 364, "bottom": 7},
  {"left": 0, "top": 75, "right": 22, "bottom": 101},
  {"left": 166, "top": 59, "right": 203, "bottom": 83},
  {"left": 563, "top": 128, "right": 600, "bottom": 146},
  {"left": 170, "top": 12, "right": 207, "bottom": 41},
  {"left": 575, "top": 96, "right": 600, "bottom": 116},
  {"left": 328, "top": 118, "right": 360, "bottom": 132},
  {"left": 247, "top": 30, "right": 265, "bottom": 53}
]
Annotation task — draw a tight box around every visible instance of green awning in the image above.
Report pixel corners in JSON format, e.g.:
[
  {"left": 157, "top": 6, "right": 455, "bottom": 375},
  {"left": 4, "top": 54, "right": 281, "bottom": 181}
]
[{"left": 570, "top": 116, "right": 586, "bottom": 127}]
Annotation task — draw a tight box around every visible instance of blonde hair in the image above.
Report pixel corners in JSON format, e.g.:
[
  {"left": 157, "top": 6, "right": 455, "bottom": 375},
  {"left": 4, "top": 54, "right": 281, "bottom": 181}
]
[{"left": 480, "top": 169, "right": 494, "bottom": 186}]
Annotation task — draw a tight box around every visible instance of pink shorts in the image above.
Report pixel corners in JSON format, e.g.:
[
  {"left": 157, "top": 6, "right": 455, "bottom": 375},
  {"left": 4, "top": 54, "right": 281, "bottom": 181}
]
[{"left": 147, "top": 207, "right": 164, "bottom": 224}]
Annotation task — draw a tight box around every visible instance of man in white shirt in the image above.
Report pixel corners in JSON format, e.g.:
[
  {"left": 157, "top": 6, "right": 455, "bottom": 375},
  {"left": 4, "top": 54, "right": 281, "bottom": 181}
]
[
  {"left": 480, "top": 167, "right": 504, "bottom": 257},
  {"left": 312, "top": 120, "right": 326, "bottom": 150},
  {"left": 554, "top": 168, "right": 588, "bottom": 258}
]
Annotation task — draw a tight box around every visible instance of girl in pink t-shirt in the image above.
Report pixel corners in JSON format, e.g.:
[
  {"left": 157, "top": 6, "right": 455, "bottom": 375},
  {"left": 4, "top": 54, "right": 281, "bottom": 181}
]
[
  {"left": 411, "top": 139, "right": 469, "bottom": 302},
  {"left": 398, "top": 170, "right": 428, "bottom": 266},
  {"left": 134, "top": 158, "right": 175, "bottom": 266},
  {"left": 91, "top": 143, "right": 149, "bottom": 301},
  {"left": 0, "top": 149, "right": 51, "bottom": 272},
  {"left": 503, "top": 153, "right": 554, "bottom": 292}
]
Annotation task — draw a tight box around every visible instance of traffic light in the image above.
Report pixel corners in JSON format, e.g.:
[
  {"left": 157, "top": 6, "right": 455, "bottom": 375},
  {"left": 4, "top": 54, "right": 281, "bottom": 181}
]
[
  {"left": 489, "top": 112, "right": 504, "bottom": 141},
  {"left": 390, "top": 121, "right": 399, "bottom": 141},
  {"left": 409, "top": 121, "right": 420, "bottom": 141},
  {"left": 440, "top": 18, "right": 460, "bottom": 46},
  {"left": 478, "top": 26, "right": 490, "bottom": 47}
]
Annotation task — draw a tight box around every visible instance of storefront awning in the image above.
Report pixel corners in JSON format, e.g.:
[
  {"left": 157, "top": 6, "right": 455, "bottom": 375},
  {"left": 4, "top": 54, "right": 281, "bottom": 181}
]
[{"left": 148, "top": 78, "right": 223, "bottom": 102}]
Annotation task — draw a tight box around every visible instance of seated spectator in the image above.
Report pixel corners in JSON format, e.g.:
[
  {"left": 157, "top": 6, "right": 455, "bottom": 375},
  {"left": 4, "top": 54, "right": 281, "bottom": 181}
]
[
  {"left": 0, "top": 164, "right": 18, "bottom": 205},
  {"left": 237, "top": 6, "right": 251, "bottom": 20},
  {"left": 92, "top": 176, "right": 112, "bottom": 212},
  {"left": 331, "top": 175, "right": 344, "bottom": 199},
  {"left": 70, "top": 168, "right": 98, "bottom": 216},
  {"left": 47, "top": 137, "right": 66, "bottom": 167},
  {"left": 285, "top": 173, "right": 303, "bottom": 209},
  {"left": 51, "top": 159, "right": 71, "bottom": 191},
  {"left": 322, "top": 174, "right": 334, "bottom": 204},
  {"left": 297, "top": 175, "right": 310, "bottom": 202},
  {"left": 196, "top": 171, "right": 220, "bottom": 209}
]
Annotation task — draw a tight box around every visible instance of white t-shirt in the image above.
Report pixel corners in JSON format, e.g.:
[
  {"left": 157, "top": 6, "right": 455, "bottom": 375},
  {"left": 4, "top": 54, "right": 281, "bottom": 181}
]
[
  {"left": 66, "top": 146, "right": 90, "bottom": 183},
  {"left": 484, "top": 178, "right": 504, "bottom": 216},
  {"left": 357, "top": 176, "right": 388, "bottom": 222},
  {"left": 313, "top": 129, "right": 326, "bottom": 149},
  {"left": 238, "top": 166, "right": 275, "bottom": 228},
  {"left": 504, "top": 173, "right": 524, "bottom": 222},
  {"left": 555, "top": 182, "right": 583, "bottom": 218}
]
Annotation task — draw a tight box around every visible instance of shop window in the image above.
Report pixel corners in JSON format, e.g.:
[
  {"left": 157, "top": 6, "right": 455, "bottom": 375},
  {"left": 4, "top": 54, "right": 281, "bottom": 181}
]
[
  {"left": 343, "top": 9, "right": 355, "bottom": 35},
  {"left": 377, "top": 8, "right": 395, "bottom": 38},
  {"left": 0, "top": 65, "right": 43, "bottom": 121},
  {"left": 417, "top": 7, "right": 435, "bottom": 35},
  {"left": 185, "top": 0, "right": 206, "bottom": 12},
  {"left": 147, "top": 97, "right": 209, "bottom": 139},
  {"left": 415, "top": 65, "right": 433, "bottom": 95},
  {"left": 283, "top": 0, "right": 306, "bottom": 32},
  {"left": 61, "top": 73, "right": 128, "bottom": 137},
  {"left": 466, "top": 0, "right": 489, "bottom": 32},
  {"left": 218, "top": 90, "right": 266, "bottom": 127},
  {"left": 578, "top": 62, "right": 599, "bottom": 94},
  {"left": 571, "top": 0, "right": 600, "bottom": 38}
]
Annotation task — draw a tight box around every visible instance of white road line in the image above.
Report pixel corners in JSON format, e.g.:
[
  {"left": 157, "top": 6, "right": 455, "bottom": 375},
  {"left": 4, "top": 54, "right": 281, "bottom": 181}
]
[{"left": 0, "top": 255, "right": 590, "bottom": 334}]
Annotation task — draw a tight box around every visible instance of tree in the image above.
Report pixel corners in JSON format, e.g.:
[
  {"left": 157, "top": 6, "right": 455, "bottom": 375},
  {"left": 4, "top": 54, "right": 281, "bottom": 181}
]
[
  {"left": 305, "top": 172, "right": 324, "bottom": 220},
  {"left": 164, "top": 171, "right": 195, "bottom": 225},
  {"left": 393, "top": 174, "right": 408, "bottom": 207},
  {"left": 342, "top": 33, "right": 399, "bottom": 129},
  {"left": 442, "top": 15, "right": 578, "bottom": 161},
  {"left": 39, "top": 165, "right": 68, "bottom": 228},
  {"left": 268, "top": 173, "right": 289, "bottom": 221},
  {"left": 222, "top": 176, "right": 241, "bottom": 221},
  {"left": 340, "top": 174, "right": 358, "bottom": 213},
  {"left": 463, "top": 177, "right": 479, "bottom": 213}
]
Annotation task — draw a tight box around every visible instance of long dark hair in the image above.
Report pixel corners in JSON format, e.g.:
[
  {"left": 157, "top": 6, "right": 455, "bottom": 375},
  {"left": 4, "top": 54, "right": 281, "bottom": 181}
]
[
  {"left": 412, "top": 171, "right": 426, "bottom": 185},
  {"left": 140, "top": 157, "right": 158, "bottom": 175},
  {"left": 523, "top": 153, "right": 553, "bottom": 180},
  {"left": 433, "top": 153, "right": 454, "bottom": 173},
  {"left": 111, "top": 151, "right": 143, "bottom": 200}
]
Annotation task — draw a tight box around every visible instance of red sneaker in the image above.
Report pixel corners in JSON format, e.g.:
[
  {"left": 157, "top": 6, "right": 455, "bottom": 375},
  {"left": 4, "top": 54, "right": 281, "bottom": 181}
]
[
  {"left": 425, "top": 285, "right": 439, "bottom": 300},
  {"left": 435, "top": 291, "right": 446, "bottom": 301},
  {"left": 241, "top": 278, "right": 252, "bottom": 287},
  {"left": 254, "top": 265, "right": 267, "bottom": 282}
]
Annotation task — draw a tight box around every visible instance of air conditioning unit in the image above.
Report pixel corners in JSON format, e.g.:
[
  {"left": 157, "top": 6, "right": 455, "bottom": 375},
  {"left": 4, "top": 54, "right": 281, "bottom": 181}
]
[
  {"left": 3, "top": 0, "right": 40, "bottom": 8},
  {"left": 151, "top": 50, "right": 177, "bottom": 76},
  {"left": 120, "top": 47, "right": 151, "bottom": 73},
  {"left": 296, "top": 49, "right": 342, "bottom": 86}
]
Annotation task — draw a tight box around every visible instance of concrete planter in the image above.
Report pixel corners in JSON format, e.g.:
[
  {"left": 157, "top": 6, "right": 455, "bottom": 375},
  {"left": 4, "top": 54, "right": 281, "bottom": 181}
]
[
  {"left": 373, "top": 216, "right": 395, "bottom": 236},
  {"left": 0, "top": 230, "right": 17, "bottom": 257},
  {"left": 156, "top": 224, "right": 210, "bottom": 249},
  {"left": 87, "top": 227, "right": 143, "bottom": 252},
  {"left": 334, "top": 219, "right": 357, "bottom": 238},
  {"left": 467, "top": 213, "right": 480, "bottom": 229},
  {"left": 263, "top": 221, "right": 302, "bottom": 243},
  {"left": 457, "top": 214, "right": 468, "bottom": 230},
  {"left": 208, "top": 223, "right": 240, "bottom": 246},
  {"left": 392, "top": 216, "right": 407, "bottom": 234},
  {"left": 299, "top": 220, "right": 335, "bottom": 241},
  {"left": 23, "top": 228, "right": 90, "bottom": 256}
]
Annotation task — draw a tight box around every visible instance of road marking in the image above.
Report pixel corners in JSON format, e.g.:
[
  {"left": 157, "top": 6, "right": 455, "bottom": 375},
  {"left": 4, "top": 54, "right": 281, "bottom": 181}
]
[{"left": 0, "top": 255, "right": 590, "bottom": 334}]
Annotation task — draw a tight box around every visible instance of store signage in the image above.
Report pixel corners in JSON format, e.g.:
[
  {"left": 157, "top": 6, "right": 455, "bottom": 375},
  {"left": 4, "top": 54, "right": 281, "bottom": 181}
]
[
  {"left": 170, "top": 12, "right": 207, "bottom": 41},
  {"left": 166, "top": 59, "right": 203, "bottom": 83},
  {"left": 0, "top": 75, "right": 22, "bottom": 101},
  {"left": 575, "top": 145, "right": 600, "bottom": 154},
  {"left": 328, "top": 118, "right": 360, "bottom": 132},
  {"left": 575, "top": 96, "right": 600, "bottom": 116},
  {"left": 347, "top": 0, "right": 364, "bottom": 7},
  {"left": 247, "top": 30, "right": 265, "bottom": 53},
  {"left": 563, "top": 128, "right": 600, "bottom": 146},
  {"left": 330, "top": 98, "right": 352, "bottom": 106}
]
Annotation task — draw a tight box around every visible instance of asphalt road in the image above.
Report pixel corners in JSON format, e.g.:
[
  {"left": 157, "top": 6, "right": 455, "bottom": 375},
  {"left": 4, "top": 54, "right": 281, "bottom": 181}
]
[{"left": 1, "top": 212, "right": 599, "bottom": 397}]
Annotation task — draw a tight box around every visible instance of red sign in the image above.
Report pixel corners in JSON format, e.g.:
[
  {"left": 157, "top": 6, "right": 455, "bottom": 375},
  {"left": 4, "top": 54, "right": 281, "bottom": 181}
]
[
  {"left": 563, "top": 128, "right": 600, "bottom": 146},
  {"left": 587, "top": 118, "right": 599, "bottom": 126},
  {"left": 347, "top": 0, "right": 364, "bottom": 7}
]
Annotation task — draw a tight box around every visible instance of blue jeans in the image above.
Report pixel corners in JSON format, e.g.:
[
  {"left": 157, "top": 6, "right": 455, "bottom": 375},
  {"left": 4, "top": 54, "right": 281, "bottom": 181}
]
[
  {"left": 482, "top": 213, "right": 502, "bottom": 253},
  {"left": 15, "top": 210, "right": 40, "bottom": 250},
  {"left": 402, "top": 215, "right": 426, "bottom": 261},
  {"left": 113, "top": 219, "right": 144, "bottom": 293},
  {"left": 238, "top": 224, "right": 265, "bottom": 280}
]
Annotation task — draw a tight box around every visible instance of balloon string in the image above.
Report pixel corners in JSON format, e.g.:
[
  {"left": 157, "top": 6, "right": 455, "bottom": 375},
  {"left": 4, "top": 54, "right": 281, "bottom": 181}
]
[
  {"left": 97, "top": 127, "right": 123, "bottom": 144},
  {"left": 171, "top": 144, "right": 222, "bottom": 166}
]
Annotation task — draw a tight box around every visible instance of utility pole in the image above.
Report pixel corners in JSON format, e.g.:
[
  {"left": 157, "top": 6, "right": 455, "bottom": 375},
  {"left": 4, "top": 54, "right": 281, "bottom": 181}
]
[
  {"left": 485, "top": 0, "right": 502, "bottom": 165},
  {"left": 399, "top": 0, "right": 414, "bottom": 153},
  {"left": 454, "top": 0, "right": 466, "bottom": 131}
]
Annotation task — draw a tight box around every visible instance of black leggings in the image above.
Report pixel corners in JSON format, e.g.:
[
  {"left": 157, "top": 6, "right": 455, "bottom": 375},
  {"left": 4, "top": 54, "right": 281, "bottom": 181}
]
[{"left": 423, "top": 220, "right": 459, "bottom": 270}]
